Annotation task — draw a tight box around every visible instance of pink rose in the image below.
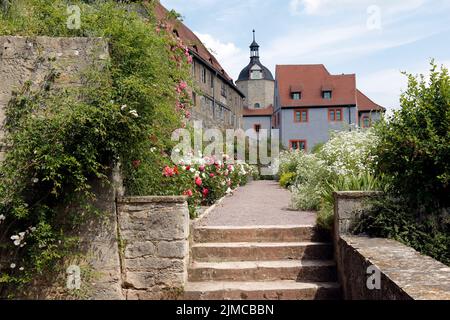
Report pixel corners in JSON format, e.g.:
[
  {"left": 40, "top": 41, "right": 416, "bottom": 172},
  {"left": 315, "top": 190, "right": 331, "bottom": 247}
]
[
  {"left": 195, "top": 177, "right": 202, "bottom": 186},
  {"left": 163, "top": 166, "right": 175, "bottom": 177}
]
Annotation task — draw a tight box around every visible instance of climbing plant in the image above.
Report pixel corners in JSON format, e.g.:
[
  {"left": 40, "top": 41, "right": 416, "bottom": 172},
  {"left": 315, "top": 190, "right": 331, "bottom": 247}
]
[{"left": 0, "top": 0, "right": 193, "bottom": 295}]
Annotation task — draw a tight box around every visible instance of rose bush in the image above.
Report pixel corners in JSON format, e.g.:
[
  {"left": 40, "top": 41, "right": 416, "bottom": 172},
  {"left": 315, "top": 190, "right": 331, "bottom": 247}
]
[{"left": 158, "top": 154, "right": 255, "bottom": 217}]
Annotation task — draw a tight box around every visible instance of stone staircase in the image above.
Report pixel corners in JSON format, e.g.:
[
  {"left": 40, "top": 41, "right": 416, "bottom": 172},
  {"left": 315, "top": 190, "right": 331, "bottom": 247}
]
[{"left": 184, "top": 225, "right": 341, "bottom": 300}]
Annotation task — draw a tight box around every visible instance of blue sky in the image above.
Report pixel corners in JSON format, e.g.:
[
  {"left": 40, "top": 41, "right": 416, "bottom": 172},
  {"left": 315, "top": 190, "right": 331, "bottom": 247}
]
[{"left": 160, "top": 0, "right": 450, "bottom": 111}]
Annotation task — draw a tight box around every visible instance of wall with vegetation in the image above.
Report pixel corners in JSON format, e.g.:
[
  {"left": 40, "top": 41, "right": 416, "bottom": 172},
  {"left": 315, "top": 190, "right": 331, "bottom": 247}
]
[
  {"left": 334, "top": 192, "right": 450, "bottom": 300},
  {"left": 0, "top": 0, "right": 193, "bottom": 298}
]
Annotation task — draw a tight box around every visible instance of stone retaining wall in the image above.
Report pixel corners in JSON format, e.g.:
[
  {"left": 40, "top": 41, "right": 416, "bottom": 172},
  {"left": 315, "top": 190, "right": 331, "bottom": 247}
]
[
  {"left": 117, "top": 196, "right": 190, "bottom": 300},
  {"left": 334, "top": 191, "right": 450, "bottom": 300},
  {"left": 0, "top": 36, "right": 109, "bottom": 160}
]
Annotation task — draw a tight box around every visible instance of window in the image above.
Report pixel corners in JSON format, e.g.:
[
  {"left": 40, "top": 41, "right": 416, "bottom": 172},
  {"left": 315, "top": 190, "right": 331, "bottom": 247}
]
[
  {"left": 201, "top": 67, "right": 207, "bottom": 84},
  {"left": 192, "top": 60, "right": 196, "bottom": 78},
  {"left": 291, "top": 92, "right": 302, "bottom": 100},
  {"left": 254, "top": 103, "right": 261, "bottom": 109},
  {"left": 192, "top": 92, "right": 197, "bottom": 107},
  {"left": 209, "top": 101, "right": 215, "bottom": 116},
  {"left": 294, "top": 109, "right": 308, "bottom": 123},
  {"left": 221, "top": 83, "right": 227, "bottom": 98},
  {"left": 210, "top": 71, "right": 214, "bottom": 88},
  {"left": 328, "top": 108, "right": 343, "bottom": 122},
  {"left": 362, "top": 115, "right": 371, "bottom": 128},
  {"left": 254, "top": 124, "right": 261, "bottom": 133},
  {"left": 290, "top": 140, "right": 307, "bottom": 151},
  {"left": 323, "top": 91, "right": 332, "bottom": 99}
]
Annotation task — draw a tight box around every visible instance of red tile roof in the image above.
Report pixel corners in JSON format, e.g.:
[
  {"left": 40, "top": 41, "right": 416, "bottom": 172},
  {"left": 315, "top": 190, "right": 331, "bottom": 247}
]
[
  {"left": 243, "top": 105, "right": 274, "bottom": 117},
  {"left": 356, "top": 89, "right": 386, "bottom": 112},
  {"left": 154, "top": 2, "right": 233, "bottom": 82},
  {"left": 276, "top": 64, "right": 357, "bottom": 108}
]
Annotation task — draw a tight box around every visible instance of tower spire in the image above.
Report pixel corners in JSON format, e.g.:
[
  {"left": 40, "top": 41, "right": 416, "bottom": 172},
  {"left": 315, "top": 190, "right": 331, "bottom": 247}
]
[{"left": 250, "top": 30, "right": 259, "bottom": 59}]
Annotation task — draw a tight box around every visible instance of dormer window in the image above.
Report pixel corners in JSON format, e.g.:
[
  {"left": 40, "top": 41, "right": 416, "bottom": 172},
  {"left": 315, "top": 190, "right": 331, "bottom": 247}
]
[
  {"left": 192, "top": 45, "right": 198, "bottom": 52},
  {"left": 291, "top": 92, "right": 301, "bottom": 100},
  {"left": 173, "top": 29, "right": 179, "bottom": 38},
  {"left": 322, "top": 91, "right": 332, "bottom": 99},
  {"left": 290, "top": 85, "right": 303, "bottom": 100}
]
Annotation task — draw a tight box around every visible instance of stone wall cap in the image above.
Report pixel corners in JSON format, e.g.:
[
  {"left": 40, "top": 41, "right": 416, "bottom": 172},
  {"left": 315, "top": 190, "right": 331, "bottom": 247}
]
[
  {"left": 334, "top": 191, "right": 383, "bottom": 199},
  {"left": 0, "top": 35, "right": 106, "bottom": 41},
  {"left": 117, "top": 196, "right": 187, "bottom": 204},
  {"left": 341, "top": 235, "right": 450, "bottom": 300}
]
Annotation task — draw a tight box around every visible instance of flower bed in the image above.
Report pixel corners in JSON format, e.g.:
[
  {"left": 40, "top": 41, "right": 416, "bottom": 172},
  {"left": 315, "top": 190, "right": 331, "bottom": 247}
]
[{"left": 160, "top": 155, "right": 255, "bottom": 218}]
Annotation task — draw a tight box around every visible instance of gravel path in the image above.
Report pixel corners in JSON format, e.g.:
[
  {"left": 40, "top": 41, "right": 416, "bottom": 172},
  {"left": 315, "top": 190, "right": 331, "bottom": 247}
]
[{"left": 198, "top": 180, "right": 317, "bottom": 227}]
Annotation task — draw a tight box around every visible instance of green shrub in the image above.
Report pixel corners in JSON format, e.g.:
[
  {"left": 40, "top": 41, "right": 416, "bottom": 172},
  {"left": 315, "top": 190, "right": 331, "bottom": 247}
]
[
  {"left": 354, "top": 196, "right": 450, "bottom": 265},
  {"left": 279, "top": 172, "right": 296, "bottom": 188},
  {"left": 357, "top": 62, "right": 450, "bottom": 265},
  {"left": 374, "top": 61, "right": 449, "bottom": 211}
]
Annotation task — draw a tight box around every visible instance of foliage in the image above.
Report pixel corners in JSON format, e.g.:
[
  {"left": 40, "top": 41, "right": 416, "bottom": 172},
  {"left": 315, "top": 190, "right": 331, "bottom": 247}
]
[
  {"left": 373, "top": 61, "right": 449, "bottom": 211},
  {"left": 353, "top": 196, "right": 450, "bottom": 265},
  {"left": 317, "top": 173, "right": 384, "bottom": 230},
  {"left": 279, "top": 172, "right": 296, "bottom": 189},
  {"left": 154, "top": 155, "right": 254, "bottom": 218},
  {"left": 356, "top": 62, "right": 450, "bottom": 265},
  {"left": 280, "top": 129, "right": 382, "bottom": 230},
  {"left": 0, "top": 0, "right": 192, "bottom": 294}
]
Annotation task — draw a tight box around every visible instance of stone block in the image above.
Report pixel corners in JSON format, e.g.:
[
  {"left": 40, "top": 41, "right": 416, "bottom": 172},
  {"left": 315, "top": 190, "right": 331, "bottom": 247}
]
[
  {"left": 125, "top": 241, "right": 156, "bottom": 259},
  {"left": 157, "top": 241, "right": 188, "bottom": 259}
]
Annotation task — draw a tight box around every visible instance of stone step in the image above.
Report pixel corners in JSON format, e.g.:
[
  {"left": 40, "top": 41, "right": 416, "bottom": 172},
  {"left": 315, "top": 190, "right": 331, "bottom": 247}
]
[
  {"left": 183, "top": 280, "right": 341, "bottom": 300},
  {"left": 191, "top": 242, "right": 333, "bottom": 262},
  {"left": 189, "top": 260, "right": 337, "bottom": 282},
  {"left": 193, "top": 225, "right": 330, "bottom": 243}
]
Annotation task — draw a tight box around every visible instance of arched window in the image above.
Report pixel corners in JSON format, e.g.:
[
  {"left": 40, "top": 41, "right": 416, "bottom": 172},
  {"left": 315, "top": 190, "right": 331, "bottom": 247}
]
[{"left": 254, "top": 103, "right": 261, "bottom": 109}]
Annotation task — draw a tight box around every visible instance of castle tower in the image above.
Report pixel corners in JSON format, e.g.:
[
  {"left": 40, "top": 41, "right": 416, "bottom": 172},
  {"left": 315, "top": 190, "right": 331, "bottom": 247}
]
[{"left": 236, "top": 30, "right": 275, "bottom": 111}]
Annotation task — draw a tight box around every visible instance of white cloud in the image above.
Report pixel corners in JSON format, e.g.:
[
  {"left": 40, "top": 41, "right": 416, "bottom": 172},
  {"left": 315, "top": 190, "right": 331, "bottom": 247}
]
[
  {"left": 358, "top": 60, "right": 450, "bottom": 113},
  {"left": 261, "top": 21, "right": 431, "bottom": 72},
  {"left": 289, "top": 0, "right": 428, "bottom": 16},
  {"left": 194, "top": 32, "right": 248, "bottom": 81}
]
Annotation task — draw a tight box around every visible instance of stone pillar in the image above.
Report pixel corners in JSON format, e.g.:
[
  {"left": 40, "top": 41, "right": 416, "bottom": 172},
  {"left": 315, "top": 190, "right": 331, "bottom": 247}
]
[
  {"left": 333, "top": 191, "right": 381, "bottom": 300},
  {"left": 333, "top": 191, "right": 381, "bottom": 240},
  {"left": 117, "top": 196, "right": 190, "bottom": 300}
]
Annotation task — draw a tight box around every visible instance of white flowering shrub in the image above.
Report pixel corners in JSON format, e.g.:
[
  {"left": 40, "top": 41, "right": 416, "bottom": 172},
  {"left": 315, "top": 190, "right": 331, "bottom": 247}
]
[
  {"left": 280, "top": 129, "right": 382, "bottom": 229},
  {"left": 290, "top": 153, "right": 329, "bottom": 210},
  {"left": 316, "top": 130, "right": 379, "bottom": 178}
]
